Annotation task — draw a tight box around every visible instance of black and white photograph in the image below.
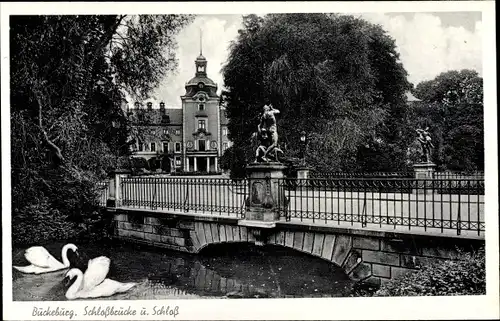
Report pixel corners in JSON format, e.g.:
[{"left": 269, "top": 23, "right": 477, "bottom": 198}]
[{"left": 1, "top": 1, "right": 498, "bottom": 320}]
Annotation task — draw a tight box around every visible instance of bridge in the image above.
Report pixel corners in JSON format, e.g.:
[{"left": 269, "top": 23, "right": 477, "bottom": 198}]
[{"left": 100, "top": 170, "right": 485, "bottom": 286}]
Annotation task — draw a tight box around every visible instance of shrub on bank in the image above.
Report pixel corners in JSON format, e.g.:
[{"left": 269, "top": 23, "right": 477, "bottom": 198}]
[
  {"left": 374, "top": 247, "right": 485, "bottom": 297},
  {"left": 11, "top": 170, "right": 114, "bottom": 246}
]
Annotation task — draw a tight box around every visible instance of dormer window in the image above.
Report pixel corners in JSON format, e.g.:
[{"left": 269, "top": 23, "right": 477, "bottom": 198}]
[{"left": 159, "top": 102, "right": 165, "bottom": 113}]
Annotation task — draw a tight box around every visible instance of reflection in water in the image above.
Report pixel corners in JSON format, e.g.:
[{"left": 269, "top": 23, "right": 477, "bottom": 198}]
[{"left": 12, "top": 241, "right": 354, "bottom": 301}]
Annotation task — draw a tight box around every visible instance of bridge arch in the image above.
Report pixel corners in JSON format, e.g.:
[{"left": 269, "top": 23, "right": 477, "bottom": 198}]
[{"left": 190, "top": 222, "right": 372, "bottom": 283}]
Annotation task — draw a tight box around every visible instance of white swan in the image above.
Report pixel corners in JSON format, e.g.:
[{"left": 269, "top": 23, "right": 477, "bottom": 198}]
[
  {"left": 13, "top": 243, "right": 78, "bottom": 274},
  {"left": 65, "top": 256, "right": 136, "bottom": 300}
]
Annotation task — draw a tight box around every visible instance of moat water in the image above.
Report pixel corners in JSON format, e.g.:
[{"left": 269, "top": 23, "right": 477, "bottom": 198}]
[{"left": 12, "top": 241, "right": 356, "bottom": 300}]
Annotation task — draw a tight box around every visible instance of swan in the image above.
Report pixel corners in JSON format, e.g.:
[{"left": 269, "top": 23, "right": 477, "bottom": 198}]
[
  {"left": 64, "top": 256, "right": 136, "bottom": 300},
  {"left": 13, "top": 243, "right": 78, "bottom": 274}
]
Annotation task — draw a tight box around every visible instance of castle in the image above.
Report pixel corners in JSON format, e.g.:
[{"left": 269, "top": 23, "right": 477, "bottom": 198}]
[{"left": 127, "top": 48, "right": 231, "bottom": 173}]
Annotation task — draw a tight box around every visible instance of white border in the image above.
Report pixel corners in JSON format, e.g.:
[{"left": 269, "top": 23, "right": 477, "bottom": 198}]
[{"left": 1, "top": 1, "right": 498, "bottom": 320}]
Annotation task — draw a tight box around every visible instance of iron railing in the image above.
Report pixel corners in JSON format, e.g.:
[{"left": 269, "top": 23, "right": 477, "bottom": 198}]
[
  {"left": 120, "top": 177, "right": 248, "bottom": 217},
  {"left": 97, "top": 181, "right": 110, "bottom": 207},
  {"left": 310, "top": 172, "right": 413, "bottom": 179},
  {"left": 311, "top": 171, "right": 484, "bottom": 180},
  {"left": 433, "top": 172, "right": 485, "bottom": 180},
  {"left": 279, "top": 177, "right": 484, "bottom": 236},
  {"left": 110, "top": 176, "right": 484, "bottom": 236}
]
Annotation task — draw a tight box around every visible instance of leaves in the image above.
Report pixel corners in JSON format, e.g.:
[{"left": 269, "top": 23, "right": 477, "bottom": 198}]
[
  {"left": 221, "top": 14, "right": 411, "bottom": 177},
  {"left": 411, "top": 70, "right": 484, "bottom": 172},
  {"left": 10, "top": 15, "right": 192, "bottom": 245},
  {"left": 374, "top": 247, "right": 485, "bottom": 297}
]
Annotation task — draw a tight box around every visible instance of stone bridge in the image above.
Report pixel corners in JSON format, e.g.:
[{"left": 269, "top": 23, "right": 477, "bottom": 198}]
[{"left": 110, "top": 207, "right": 483, "bottom": 287}]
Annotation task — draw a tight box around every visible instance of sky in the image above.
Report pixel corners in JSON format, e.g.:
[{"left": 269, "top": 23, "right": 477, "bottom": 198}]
[{"left": 150, "top": 12, "right": 482, "bottom": 109}]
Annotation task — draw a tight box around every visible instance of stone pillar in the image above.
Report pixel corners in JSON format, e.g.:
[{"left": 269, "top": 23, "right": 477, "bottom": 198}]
[
  {"left": 107, "top": 169, "right": 130, "bottom": 208},
  {"left": 241, "top": 163, "right": 287, "bottom": 225},
  {"left": 239, "top": 163, "right": 287, "bottom": 246},
  {"left": 296, "top": 166, "right": 310, "bottom": 180},
  {"left": 194, "top": 156, "right": 197, "bottom": 172},
  {"left": 413, "top": 162, "right": 436, "bottom": 194}
]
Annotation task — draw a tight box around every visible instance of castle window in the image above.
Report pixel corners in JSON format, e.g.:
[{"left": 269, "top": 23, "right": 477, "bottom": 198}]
[
  {"left": 198, "top": 103, "right": 205, "bottom": 111},
  {"left": 161, "top": 115, "right": 170, "bottom": 124},
  {"left": 175, "top": 142, "right": 181, "bottom": 153},
  {"left": 198, "top": 119, "right": 206, "bottom": 130},
  {"left": 163, "top": 128, "right": 169, "bottom": 135},
  {"left": 138, "top": 114, "right": 145, "bottom": 122},
  {"left": 138, "top": 142, "right": 143, "bottom": 152},
  {"left": 150, "top": 143, "right": 156, "bottom": 152},
  {"left": 223, "top": 143, "right": 228, "bottom": 152},
  {"left": 163, "top": 142, "right": 169, "bottom": 153},
  {"left": 147, "top": 102, "right": 153, "bottom": 110},
  {"left": 175, "top": 156, "right": 181, "bottom": 166},
  {"left": 222, "top": 128, "right": 228, "bottom": 136},
  {"left": 174, "top": 129, "right": 180, "bottom": 136}
]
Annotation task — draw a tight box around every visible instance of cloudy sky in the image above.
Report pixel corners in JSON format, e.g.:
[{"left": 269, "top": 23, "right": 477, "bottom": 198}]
[{"left": 151, "top": 12, "right": 482, "bottom": 109}]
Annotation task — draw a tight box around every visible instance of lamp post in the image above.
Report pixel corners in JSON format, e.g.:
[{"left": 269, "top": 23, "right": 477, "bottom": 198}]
[{"left": 300, "top": 131, "right": 307, "bottom": 166}]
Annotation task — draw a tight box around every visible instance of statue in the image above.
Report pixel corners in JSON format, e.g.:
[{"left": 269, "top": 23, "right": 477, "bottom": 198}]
[
  {"left": 254, "top": 104, "right": 283, "bottom": 163},
  {"left": 416, "top": 127, "right": 434, "bottom": 163}
]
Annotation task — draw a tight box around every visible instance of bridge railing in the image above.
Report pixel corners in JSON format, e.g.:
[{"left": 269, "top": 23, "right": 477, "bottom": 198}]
[
  {"left": 112, "top": 175, "right": 484, "bottom": 236},
  {"left": 97, "top": 181, "right": 110, "bottom": 207},
  {"left": 119, "top": 177, "right": 248, "bottom": 217},
  {"left": 310, "top": 171, "right": 485, "bottom": 180},
  {"left": 278, "top": 177, "right": 485, "bottom": 236}
]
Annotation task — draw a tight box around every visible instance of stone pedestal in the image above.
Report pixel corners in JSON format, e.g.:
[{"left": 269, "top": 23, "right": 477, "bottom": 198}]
[
  {"left": 413, "top": 163, "right": 436, "bottom": 194},
  {"left": 296, "top": 166, "right": 310, "bottom": 180},
  {"left": 239, "top": 162, "right": 287, "bottom": 245}
]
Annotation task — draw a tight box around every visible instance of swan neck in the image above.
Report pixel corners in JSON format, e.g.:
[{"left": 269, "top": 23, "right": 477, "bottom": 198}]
[
  {"left": 61, "top": 244, "right": 72, "bottom": 267},
  {"left": 66, "top": 270, "right": 84, "bottom": 299}
]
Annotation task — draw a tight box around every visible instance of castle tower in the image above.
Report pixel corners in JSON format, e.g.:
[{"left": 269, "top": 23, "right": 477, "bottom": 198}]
[{"left": 181, "top": 31, "right": 220, "bottom": 173}]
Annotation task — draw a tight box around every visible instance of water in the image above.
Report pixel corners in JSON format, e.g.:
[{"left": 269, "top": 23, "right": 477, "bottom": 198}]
[{"left": 12, "top": 240, "right": 355, "bottom": 301}]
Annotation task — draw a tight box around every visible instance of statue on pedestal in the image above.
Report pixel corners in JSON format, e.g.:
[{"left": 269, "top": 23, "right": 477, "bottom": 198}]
[
  {"left": 254, "top": 104, "right": 283, "bottom": 163},
  {"left": 416, "top": 127, "right": 434, "bottom": 163}
]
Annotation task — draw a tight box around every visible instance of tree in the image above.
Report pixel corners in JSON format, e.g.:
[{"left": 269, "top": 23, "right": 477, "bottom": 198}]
[
  {"left": 221, "top": 14, "right": 411, "bottom": 178},
  {"left": 10, "top": 15, "right": 193, "bottom": 244},
  {"left": 412, "top": 70, "right": 483, "bottom": 172}
]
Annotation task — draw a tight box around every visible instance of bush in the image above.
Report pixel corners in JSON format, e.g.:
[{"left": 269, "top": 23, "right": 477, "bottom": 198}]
[
  {"left": 11, "top": 166, "right": 114, "bottom": 246},
  {"left": 131, "top": 157, "right": 149, "bottom": 170},
  {"left": 374, "top": 247, "right": 485, "bottom": 296}
]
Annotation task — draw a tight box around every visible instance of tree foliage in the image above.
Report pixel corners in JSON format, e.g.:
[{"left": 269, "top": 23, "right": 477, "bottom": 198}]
[
  {"left": 411, "top": 69, "right": 484, "bottom": 172},
  {"left": 10, "top": 15, "right": 193, "bottom": 244},
  {"left": 221, "top": 14, "right": 412, "bottom": 177}
]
